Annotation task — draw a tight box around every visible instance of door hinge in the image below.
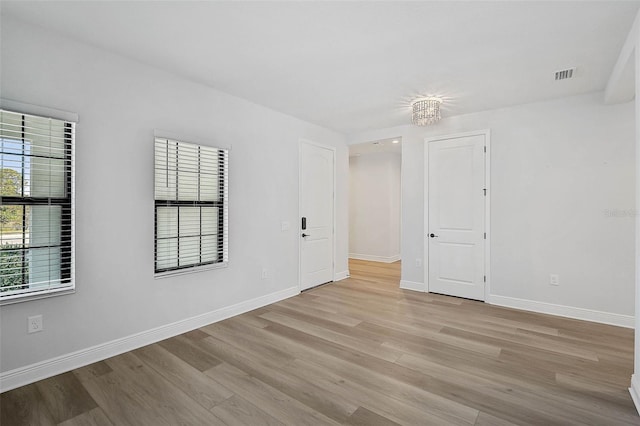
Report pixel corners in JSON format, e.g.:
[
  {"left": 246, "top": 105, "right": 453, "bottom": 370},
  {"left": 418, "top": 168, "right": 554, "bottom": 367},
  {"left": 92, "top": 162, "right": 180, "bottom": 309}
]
[
  {"left": 483, "top": 188, "right": 487, "bottom": 196},
  {"left": 484, "top": 232, "right": 486, "bottom": 239},
  {"left": 484, "top": 275, "right": 486, "bottom": 282},
  {"left": 484, "top": 146, "right": 486, "bottom": 153}
]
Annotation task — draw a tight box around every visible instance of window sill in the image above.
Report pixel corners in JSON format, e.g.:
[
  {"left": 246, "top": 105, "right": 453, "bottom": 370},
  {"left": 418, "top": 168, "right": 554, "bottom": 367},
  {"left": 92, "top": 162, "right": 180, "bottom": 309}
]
[
  {"left": 0, "top": 287, "right": 76, "bottom": 306},
  {"left": 154, "top": 261, "right": 228, "bottom": 279}
]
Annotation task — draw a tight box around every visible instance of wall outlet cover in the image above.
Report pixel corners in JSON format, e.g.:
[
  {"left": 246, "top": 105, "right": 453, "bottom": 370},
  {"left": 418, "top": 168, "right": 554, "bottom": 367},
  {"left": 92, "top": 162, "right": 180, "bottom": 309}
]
[{"left": 28, "top": 315, "right": 43, "bottom": 334}]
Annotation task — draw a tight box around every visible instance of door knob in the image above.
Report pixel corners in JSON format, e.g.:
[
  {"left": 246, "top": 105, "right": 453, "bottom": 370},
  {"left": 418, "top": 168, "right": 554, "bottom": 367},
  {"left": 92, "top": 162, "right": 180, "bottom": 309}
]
[
  {"left": 302, "top": 233, "right": 311, "bottom": 237},
  {"left": 429, "top": 233, "right": 438, "bottom": 238}
]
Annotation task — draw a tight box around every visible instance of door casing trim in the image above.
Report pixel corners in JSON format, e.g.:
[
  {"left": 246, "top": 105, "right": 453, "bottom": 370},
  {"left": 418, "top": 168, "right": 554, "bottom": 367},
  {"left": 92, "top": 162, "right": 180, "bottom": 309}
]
[{"left": 423, "top": 129, "right": 491, "bottom": 301}]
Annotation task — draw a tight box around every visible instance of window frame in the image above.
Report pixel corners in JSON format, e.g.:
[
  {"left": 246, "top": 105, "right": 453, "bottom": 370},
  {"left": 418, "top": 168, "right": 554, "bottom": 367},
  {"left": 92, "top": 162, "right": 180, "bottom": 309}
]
[
  {"left": 154, "top": 137, "right": 229, "bottom": 276},
  {"left": 0, "top": 106, "right": 76, "bottom": 305}
]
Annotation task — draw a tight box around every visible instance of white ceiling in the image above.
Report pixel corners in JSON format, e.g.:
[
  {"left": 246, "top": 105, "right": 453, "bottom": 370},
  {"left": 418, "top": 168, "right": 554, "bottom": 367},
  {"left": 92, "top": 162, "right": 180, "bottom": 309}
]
[{"left": 3, "top": 1, "right": 639, "bottom": 136}]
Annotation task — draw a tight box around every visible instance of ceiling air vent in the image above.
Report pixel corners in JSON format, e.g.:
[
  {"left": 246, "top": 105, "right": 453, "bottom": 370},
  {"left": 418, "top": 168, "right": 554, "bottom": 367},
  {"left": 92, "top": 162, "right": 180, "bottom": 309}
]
[{"left": 554, "top": 68, "right": 576, "bottom": 81}]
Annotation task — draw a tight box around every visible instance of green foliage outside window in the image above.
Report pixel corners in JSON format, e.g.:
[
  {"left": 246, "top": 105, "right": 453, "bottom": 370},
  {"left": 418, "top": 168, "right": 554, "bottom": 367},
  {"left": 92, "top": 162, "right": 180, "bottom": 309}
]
[
  {"left": 0, "top": 168, "right": 27, "bottom": 291},
  {"left": 0, "top": 245, "right": 26, "bottom": 292},
  {"left": 1, "top": 168, "right": 24, "bottom": 233}
]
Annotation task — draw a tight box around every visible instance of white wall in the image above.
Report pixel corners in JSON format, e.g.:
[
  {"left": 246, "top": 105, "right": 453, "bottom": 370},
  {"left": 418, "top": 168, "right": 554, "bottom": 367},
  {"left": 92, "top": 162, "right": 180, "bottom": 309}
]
[
  {"left": 0, "top": 16, "right": 349, "bottom": 379},
  {"left": 351, "top": 92, "right": 635, "bottom": 323},
  {"left": 349, "top": 152, "right": 401, "bottom": 262}
]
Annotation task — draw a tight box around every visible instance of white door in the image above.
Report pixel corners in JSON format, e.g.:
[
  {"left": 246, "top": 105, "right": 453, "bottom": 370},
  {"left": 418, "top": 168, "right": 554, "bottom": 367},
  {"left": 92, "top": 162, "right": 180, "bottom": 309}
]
[
  {"left": 300, "top": 141, "right": 335, "bottom": 291},
  {"left": 427, "top": 134, "right": 486, "bottom": 301}
]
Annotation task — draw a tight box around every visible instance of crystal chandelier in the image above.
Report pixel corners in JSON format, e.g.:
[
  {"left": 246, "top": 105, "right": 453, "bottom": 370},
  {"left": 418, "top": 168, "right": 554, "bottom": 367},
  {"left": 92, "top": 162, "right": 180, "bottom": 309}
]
[{"left": 411, "top": 97, "right": 442, "bottom": 126}]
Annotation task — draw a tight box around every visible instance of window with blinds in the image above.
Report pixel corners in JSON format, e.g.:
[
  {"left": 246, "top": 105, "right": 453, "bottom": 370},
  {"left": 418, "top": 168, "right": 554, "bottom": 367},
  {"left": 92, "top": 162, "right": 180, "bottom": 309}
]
[
  {"left": 0, "top": 109, "right": 75, "bottom": 302},
  {"left": 154, "top": 137, "right": 229, "bottom": 274}
]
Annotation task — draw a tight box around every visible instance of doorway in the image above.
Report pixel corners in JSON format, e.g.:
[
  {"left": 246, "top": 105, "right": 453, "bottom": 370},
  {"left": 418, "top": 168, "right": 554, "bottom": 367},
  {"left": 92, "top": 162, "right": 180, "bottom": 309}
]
[
  {"left": 348, "top": 138, "right": 402, "bottom": 264},
  {"left": 424, "top": 130, "right": 490, "bottom": 301}
]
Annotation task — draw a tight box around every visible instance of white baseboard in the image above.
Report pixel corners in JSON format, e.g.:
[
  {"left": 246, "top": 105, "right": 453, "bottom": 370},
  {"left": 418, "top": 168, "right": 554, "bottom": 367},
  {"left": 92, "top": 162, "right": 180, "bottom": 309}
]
[
  {"left": 0, "top": 286, "right": 299, "bottom": 393},
  {"left": 630, "top": 374, "right": 640, "bottom": 415},
  {"left": 334, "top": 270, "right": 350, "bottom": 281},
  {"left": 349, "top": 253, "right": 401, "bottom": 263},
  {"left": 400, "top": 280, "right": 425, "bottom": 292},
  {"left": 487, "top": 295, "right": 634, "bottom": 328}
]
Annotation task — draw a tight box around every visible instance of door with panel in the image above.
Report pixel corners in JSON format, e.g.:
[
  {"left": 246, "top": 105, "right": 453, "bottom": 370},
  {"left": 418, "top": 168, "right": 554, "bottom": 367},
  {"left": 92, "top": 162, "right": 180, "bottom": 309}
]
[
  {"left": 427, "top": 134, "right": 486, "bottom": 301},
  {"left": 300, "top": 141, "right": 335, "bottom": 291}
]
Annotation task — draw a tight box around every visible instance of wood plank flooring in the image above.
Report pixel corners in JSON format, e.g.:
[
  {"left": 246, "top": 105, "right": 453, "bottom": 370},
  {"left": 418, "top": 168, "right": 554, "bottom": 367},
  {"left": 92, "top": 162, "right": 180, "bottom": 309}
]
[{"left": 2, "top": 259, "right": 638, "bottom": 425}]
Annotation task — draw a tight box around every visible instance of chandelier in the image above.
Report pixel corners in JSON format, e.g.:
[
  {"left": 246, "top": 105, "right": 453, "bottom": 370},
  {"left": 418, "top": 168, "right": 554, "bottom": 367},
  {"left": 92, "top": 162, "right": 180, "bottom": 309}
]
[{"left": 411, "top": 97, "right": 442, "bottom": 126}]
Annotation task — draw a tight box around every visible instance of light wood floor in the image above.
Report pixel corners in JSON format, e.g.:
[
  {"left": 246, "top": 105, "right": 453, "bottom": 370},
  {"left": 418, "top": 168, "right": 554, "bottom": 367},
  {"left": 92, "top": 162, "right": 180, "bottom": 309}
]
[{"left": 1, "top": 259, "right": 638, "bottom": 425}]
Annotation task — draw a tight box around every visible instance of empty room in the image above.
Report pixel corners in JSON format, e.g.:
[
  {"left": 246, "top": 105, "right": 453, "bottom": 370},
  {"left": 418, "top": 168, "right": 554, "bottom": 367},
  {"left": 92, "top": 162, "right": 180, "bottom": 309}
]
[{"left": 2, "top": 1, "right": 640, "bottom": 425}]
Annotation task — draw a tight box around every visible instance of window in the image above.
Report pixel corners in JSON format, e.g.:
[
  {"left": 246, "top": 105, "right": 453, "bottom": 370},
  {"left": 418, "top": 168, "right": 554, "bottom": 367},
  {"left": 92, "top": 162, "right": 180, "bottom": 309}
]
[
  {"left": 154, "top": 137, "right": 228, "bottom": 274},
  {"left": 0, "top": 109, "right": 74, "bottom": 302}
]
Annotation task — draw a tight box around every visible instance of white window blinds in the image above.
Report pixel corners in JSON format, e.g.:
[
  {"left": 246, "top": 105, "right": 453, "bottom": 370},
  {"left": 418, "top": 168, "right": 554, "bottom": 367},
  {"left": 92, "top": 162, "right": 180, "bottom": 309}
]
[
  {"left": 0, "top": 109, "right": 75, "bottom": 302},
  {"left": 154, "top": 137, "right": 229, "bottom": 274}
]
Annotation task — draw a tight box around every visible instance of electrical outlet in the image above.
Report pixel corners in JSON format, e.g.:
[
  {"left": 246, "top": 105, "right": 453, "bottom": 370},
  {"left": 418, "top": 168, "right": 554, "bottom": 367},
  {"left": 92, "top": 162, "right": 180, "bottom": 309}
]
[
  {"left": 415, "top": 259, "right": 422, "bottom": 268},
  {"left": 550, "top": 274, "right": 559, "bottom": 286},
  {"left": 261, "top": 268, "right": 268, "bottom": 279},
  {"left": 28, "top": 315, "right": 43, "bottom": 333}
]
